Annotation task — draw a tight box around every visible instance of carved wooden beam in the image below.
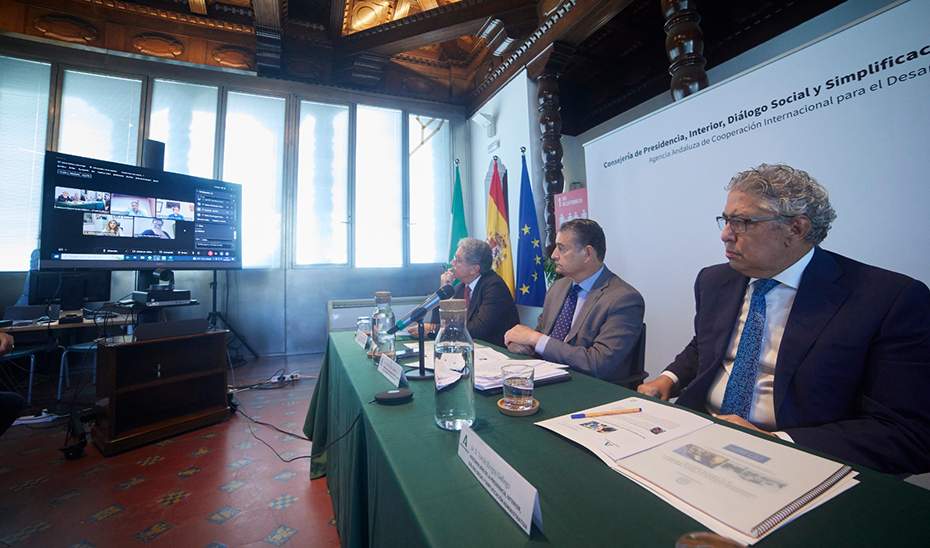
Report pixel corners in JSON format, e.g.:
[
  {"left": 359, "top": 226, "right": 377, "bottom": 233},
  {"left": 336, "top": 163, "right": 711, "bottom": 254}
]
[
  {"left": 528, "top": 42, "right": 574, "bottom": 254},
  {"left": 329, "top": 0, "right": 348, "bottom": 39},
  {"left": 661, "top": 0, "right": 708, "bottom": 100},
  {"left": 470, "top": 0, "right": 633, "bottom": 114},
  {"left": 252, "top": 0, "right": 283, "bottom": 75},
  {"left": 338, "top": 0, "right": 537, "bottom": 56},
  {"left": 476, "top": 3, "right": 538, "bottom": 57}
]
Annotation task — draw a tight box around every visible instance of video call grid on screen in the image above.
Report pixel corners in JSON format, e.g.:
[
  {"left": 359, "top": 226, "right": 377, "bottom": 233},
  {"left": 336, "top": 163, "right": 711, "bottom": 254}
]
[{"left": 40, "top": 151, "right": 242, "bottom": 270}]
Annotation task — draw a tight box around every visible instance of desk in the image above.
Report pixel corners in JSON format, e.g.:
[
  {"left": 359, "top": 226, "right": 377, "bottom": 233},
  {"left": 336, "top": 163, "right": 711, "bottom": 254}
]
[
  {"left": 304, "top": 332, "right": 930, "bottom": 547},
  {"left": 1, "top": 315, "right": 133, "bottom": 333}
]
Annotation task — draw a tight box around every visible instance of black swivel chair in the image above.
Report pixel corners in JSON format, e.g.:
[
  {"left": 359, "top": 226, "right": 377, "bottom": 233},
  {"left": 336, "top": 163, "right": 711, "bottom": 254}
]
[{"left": 616, "top": 323, "right": 647, "bottom": 390}]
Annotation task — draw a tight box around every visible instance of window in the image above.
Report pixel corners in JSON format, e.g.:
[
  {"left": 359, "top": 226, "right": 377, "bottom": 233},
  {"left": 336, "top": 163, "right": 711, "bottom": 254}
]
[
  {"left": 354, "top": 105, "right": 403, "bottom": 268},
  {"left": 295, "top": 101, "right": 350, "bottom": 265},
  {"left": 58, "top": 70, "right": 142, "bottom": 164},
  {"left": 222, "top": 91, "right": 286, "bottom": 268},
  {"left": 408, "top": 114, "right": 451, "bottom": 264},
  {"left": 149, "top": 80, "right": 218, "bottom": 178},
  {"left": 0, "top": 56, "right": 50, "bottom": 271}
]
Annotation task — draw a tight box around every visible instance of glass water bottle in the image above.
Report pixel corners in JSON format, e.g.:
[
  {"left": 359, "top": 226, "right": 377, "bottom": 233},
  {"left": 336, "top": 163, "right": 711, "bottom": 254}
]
[
  {"left": 434, "top": 299, "right": 475, "bottom": 430},
  {"left": 370, "top": 291, "right": 396, "bottom": 365}
]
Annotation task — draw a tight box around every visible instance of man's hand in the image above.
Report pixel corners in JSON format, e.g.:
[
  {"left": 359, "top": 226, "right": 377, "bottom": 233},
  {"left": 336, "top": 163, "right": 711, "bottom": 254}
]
[
  {"left": 712, "top": 414, "right": 777, "bottom": 438},
  {"left": 0, "top": 333, "right": 13, "bottom": 357},
  {"left": 504, "top": 325, "right": 542, "bottom": 350},
  {"left": 506, "top": 343, "right": 535, "bottom": 356},
  {"left": 406, "top": 323, "right": 437, "bottom": 337},
  {"left": 440, "top": 269, "right": 455, "bottom": 287},
  {"left": 636, "top": 376, "right": 675, "bottom": 401}
]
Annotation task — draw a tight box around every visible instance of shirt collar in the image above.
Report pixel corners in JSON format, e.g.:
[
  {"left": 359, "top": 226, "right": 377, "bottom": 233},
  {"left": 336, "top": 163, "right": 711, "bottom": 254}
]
[
  {"left": 575, "top": 265, "right": 605, "bottom": 294},
  {"left": 467, "top": 275, "right": 481, "bottom": 293},
  {"left": 752, "top": 247, "right": 815, "bottom": 290}
]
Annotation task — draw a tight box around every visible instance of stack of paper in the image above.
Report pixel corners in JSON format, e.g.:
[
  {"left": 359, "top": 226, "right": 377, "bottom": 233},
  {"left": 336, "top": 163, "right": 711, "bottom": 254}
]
[
  {"left": 537, "top": 397, "right": 858, "bottom": 545},
  {"left": 473, "top": 358, "right": 569, "bottom": 391},
  {"left": 400, "top": 342, "right": 570, "bottom": 391}
]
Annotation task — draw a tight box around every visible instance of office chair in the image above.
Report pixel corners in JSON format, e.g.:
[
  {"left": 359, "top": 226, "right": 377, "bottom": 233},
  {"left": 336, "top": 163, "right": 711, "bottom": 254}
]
[
  {"left": 58, "top": 341, "right": 98, "bottom": 401},
  {"left": 616, "top": 323, "right": 647, "bottom": 390}
]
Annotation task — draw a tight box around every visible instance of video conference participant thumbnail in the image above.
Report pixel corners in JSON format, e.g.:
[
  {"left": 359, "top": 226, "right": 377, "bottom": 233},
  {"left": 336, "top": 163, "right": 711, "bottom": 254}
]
[
  {"left": 637, "top": 163, "right": 930, "bottom": 475},
  {"left": 82, "top": 214, "right": 131, "bottom": 237},
  {"left": 137, "top": 218, "right": 174, "bottom": 239}
]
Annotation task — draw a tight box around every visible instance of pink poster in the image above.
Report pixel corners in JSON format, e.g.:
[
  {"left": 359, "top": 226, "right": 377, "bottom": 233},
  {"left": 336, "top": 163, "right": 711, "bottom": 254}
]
[{"left": 554, "top": 188, "right": 588, "bottom": 231}]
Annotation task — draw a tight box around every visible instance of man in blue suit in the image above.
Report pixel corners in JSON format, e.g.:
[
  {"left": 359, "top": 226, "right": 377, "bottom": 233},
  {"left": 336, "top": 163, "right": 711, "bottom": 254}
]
[{"left": 638, "top": 164, "right": 930, "bottom": 475}]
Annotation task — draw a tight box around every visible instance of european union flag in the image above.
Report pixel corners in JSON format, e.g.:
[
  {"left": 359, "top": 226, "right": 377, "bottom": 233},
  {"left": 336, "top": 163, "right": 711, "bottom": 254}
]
[{"left": 514, "top": 154, "right": 546, "bottom": 306}]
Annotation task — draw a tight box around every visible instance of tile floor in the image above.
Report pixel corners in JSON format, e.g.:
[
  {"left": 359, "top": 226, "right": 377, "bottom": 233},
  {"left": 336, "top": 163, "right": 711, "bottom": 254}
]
[{"left": 0, "top": 353, "right": 340, "bottom": 548}]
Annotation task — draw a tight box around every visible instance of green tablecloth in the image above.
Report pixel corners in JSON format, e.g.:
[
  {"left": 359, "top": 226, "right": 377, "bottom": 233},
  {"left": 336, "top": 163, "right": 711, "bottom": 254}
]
[{"left": 304, "top": 331, "right": 930, "bottom": 547}]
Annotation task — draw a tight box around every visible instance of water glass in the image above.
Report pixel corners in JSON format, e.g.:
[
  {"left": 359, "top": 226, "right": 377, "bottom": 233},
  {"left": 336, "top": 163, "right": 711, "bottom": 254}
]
[
  {"left": 501, "top": 364, "right": 535, "bottom": 411},
  {"left": 356, "top": 316, "right": 371, "bottom": 335}
]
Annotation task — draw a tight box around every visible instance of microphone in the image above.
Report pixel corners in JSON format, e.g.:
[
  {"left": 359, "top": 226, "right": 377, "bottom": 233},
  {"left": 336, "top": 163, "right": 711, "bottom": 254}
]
[{"left": 388, "top": 285, "right": 455, "bottom": 334}]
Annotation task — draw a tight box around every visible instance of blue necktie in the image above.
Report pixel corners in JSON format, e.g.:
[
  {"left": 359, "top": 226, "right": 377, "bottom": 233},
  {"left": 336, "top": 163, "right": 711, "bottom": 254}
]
[
  {"left": 720, "top": 279, "right": 779, "bottom": 420},
  {"left": 549, "top": 284, "right": 580, "bottom": 341}
]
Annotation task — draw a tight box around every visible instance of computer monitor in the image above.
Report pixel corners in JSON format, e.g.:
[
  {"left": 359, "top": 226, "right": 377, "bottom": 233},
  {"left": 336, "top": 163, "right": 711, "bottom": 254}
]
[
  {"left": 28, "top": 270, "right": 111, "bottom": 311},
  {"left": 38, "top": 151, "right": 242, "bottom": 271}
]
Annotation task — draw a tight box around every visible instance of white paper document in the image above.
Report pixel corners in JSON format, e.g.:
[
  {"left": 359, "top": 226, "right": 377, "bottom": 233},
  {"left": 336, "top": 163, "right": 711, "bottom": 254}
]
[
  {"left": 537, "top": 397, "right": 857, "bottom": 545},
  {"left": 536, "top": 397, "right": 711, "bottom": 462},
  {"left": 401, "top": 343, "right": 570, "bottom": 390}
]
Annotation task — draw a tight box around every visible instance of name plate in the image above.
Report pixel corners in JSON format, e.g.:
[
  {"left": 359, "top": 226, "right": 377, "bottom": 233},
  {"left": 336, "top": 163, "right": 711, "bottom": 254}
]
[
  {"left": 355, "top": 329, "right": 369, "bottom": 348},
  {"left": 457, "top": 426, "right": 542, "bottom": 535},
  {"left": 378, "top": 353, "right": 407, "bottom": 387}
]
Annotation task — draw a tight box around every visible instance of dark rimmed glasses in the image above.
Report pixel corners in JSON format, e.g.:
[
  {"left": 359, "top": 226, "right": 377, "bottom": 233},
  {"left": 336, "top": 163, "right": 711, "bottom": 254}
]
[{"left": 716, "top": 215, "right": 787, "bottom": 234}]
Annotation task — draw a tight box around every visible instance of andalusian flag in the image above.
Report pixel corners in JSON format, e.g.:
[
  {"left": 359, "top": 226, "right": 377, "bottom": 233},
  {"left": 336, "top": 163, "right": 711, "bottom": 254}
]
[
  {"left": 486, "top": 159, "right": 515, "bottom": 296},
  {"left": 515, "top": 155, "right": 546, "bottom": 306},
  {"left": 448, "top": 163, "right": 468, "bottom": 264}
]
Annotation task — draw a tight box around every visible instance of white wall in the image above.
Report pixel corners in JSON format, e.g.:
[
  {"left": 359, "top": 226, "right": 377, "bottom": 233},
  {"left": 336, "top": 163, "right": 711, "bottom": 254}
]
[
  {"left": 580, "top": 0, "right": 927, "bottom": 378},
  {"left": 467, "top": 69, "right": 546, "bottom": 325}
]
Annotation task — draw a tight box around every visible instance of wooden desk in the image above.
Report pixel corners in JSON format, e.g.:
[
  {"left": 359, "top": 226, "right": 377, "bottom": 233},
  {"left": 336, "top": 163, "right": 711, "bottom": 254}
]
[{"left": 1, "top": 314, "right": 133, "bottom": 333}]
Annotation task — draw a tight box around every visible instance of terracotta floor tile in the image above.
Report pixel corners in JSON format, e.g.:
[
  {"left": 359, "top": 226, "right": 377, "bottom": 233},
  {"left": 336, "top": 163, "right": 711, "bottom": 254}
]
[{"left": 0, "top": 354, "right": 338, "bottom": 548}]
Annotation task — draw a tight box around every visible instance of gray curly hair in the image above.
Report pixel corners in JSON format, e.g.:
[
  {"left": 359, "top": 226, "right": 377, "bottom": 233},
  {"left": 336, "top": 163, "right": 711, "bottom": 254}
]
[{"left": 726, "top": 164, "right": 837, "bottom": 245}]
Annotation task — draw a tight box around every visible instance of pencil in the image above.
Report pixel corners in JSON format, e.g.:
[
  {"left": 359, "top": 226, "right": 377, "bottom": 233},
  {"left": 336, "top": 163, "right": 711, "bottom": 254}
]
[{"left": 570, "top": 408, "right": 642, "bottom": 419}]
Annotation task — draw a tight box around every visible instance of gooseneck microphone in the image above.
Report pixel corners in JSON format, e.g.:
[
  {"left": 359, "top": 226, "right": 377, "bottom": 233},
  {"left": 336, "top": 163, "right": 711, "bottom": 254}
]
[{"left": 387, "top": 285, "right": 454, "bottom": 334}]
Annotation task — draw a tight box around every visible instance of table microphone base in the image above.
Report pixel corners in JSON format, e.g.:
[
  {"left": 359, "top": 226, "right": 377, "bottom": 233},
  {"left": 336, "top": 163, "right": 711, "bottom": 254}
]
[{"left": 405, "top": 369, "right": 434, "bottom": 381}]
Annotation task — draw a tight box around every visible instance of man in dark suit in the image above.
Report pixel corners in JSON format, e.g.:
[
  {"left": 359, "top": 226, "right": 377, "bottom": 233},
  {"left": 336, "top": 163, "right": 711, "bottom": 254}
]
[
  {"left": 638, "top": 164, "right": 930, "bottom": 475},
  {"left": 505, "top": 219, "right": 644, "bottom": 385},
  {"left": 410, "top": 238, "right": 519, "bottom": 347}
]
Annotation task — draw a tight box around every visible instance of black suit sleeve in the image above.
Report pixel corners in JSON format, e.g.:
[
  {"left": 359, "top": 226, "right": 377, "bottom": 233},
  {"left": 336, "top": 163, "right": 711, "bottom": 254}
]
[{"left": 466, "top": 275, "right": 520, "bottom": 347}]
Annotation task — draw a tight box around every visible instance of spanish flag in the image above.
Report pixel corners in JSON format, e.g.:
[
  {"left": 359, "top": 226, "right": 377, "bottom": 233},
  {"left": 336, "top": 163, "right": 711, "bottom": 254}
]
[{"left": 486, "top": 158, "right": 515, "bottom": 296}]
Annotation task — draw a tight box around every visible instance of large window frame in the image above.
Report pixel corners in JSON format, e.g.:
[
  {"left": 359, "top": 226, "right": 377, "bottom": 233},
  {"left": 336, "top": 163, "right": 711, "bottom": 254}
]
[{"left": 0, "top": 39, "right": 460, "bottom": 272}]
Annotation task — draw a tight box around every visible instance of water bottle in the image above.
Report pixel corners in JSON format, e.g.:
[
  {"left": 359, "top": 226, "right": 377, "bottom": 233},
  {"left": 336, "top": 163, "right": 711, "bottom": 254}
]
[
  {"left": 434, "top": 299, "right": 475, "bottom": 430},
  {"left": 370, "top": 291, "right": 395, "bottom": 365}
]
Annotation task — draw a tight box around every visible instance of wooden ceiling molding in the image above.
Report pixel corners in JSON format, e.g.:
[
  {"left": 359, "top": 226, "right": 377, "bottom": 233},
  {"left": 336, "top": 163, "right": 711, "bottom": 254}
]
[{"left": 1, "top": 0, "right": 849, "bottom": 135}]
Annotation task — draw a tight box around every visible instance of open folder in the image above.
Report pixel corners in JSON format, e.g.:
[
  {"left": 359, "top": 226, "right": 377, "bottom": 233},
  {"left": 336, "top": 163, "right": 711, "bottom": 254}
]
[{"left": 537, "top": 397, "right": 857, "bottom": 545}]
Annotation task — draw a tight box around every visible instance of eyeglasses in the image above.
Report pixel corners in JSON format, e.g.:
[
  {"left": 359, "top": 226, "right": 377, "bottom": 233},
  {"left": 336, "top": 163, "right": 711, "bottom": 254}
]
[{"left": 716, "top": 215, "right": 786, "bottom": 233}]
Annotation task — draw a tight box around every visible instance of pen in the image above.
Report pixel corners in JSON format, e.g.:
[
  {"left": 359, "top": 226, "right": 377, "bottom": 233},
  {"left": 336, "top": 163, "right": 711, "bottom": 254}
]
[{"left": 571, "top": 408, "right": 642, "bottom": 419}]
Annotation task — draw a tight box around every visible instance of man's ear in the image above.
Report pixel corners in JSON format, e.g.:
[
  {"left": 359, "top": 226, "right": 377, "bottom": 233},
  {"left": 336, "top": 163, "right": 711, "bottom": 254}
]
[{"left": 786, "top": 215, "right": 811, "bottom": 246}]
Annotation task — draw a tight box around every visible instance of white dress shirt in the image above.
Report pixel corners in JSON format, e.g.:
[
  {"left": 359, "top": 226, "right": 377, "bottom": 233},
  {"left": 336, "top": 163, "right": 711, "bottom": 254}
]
[{"left": 663, "top": 248, "right": 815, "bottom": 440}]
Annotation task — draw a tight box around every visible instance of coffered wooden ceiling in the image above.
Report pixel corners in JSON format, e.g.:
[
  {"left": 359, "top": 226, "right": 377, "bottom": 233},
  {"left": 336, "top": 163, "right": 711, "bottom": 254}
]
[{"left": 1, "top": 0, "right": 847, "bottom": 135}]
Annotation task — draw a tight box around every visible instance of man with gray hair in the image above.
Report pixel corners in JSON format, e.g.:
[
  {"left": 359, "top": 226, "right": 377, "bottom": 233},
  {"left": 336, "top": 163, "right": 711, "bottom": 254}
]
[
  {"left": 412, "top": 238, "right": 519, "bottom": 347},
  {"left": 638, "top": 164, "right": 930, "bottom": 475}
]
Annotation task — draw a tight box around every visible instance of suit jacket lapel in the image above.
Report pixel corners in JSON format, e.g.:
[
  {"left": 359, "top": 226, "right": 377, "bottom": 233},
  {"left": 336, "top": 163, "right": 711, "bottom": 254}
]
[
  {"left": 467, "top": 275, "right": 484, "bottom": 321},
  {"left": 682, "top": 271, "right": 748, "bottom": 400},
  {"left": 539, "top": 278, "right": 571, "bottom": 335},
  {"left": 773, "top": 247, "right": 847, "bottom": 414},
  {"left": 566, "top": 268, "right": 612, "bottom": 343}
]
